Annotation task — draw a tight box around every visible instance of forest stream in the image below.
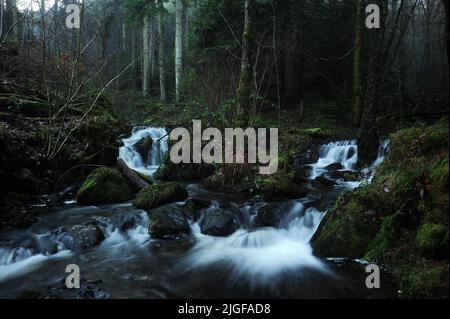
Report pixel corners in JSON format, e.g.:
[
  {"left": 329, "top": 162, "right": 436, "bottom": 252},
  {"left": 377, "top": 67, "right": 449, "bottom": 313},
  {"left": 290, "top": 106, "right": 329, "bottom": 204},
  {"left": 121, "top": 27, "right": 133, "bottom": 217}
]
[{"left": 0, "top": 126, "right": 398, "bottom": 299}]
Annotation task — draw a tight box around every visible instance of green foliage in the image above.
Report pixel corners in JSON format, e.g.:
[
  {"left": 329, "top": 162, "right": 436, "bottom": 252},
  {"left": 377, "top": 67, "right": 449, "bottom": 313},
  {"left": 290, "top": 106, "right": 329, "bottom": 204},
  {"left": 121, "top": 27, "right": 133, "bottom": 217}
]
[
  {"left": 403, "top": 266, "right": 446, "bottom": 298},
  {"left": 415, "top": 223, "right": 448, "bottom": 259},
  {"left": 123, "top": 0, "right": 164, "bottom": 23}
]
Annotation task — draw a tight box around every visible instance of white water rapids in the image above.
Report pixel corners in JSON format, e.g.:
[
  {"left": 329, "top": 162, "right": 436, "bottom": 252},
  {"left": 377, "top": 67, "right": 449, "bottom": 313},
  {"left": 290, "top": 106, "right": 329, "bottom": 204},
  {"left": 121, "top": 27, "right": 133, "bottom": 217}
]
[
  {"left": 118, "top": 127, "right": 168, "bottom": 176},
  {"left": 0, "top": 126, "right": 390, "bottom": 295}
]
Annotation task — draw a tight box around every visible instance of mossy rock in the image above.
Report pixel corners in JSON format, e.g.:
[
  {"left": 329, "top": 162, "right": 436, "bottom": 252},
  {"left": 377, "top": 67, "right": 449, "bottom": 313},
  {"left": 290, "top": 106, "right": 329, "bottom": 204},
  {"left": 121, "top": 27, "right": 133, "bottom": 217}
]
[
  {"left": 311, "top": 188, "right": 381, "bottom": 258},
  {"left": 429, "top": 155, "right": 449, "bottom": 211},
  {"left": 76, "top": 167, "right": 133, "bottom": 205},
  {"left": 415, "top": 223, "right": 448, "bottom": 259},
  {"left": 363, "top": 212, "right": 403, "bottom": 262},
  {"left": 133, "top": 182, "right": 188, "bottom": 210},
  {"left": 312, "top": 122, "right": 449, "bottom": 297},
  {"left": 402, "top": 264, "right": 448, "bottom": 298}
]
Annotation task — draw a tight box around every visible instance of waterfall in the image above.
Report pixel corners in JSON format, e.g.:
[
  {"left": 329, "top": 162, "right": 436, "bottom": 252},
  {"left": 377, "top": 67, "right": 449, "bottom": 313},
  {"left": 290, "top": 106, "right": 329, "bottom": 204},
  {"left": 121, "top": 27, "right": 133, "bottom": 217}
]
[
  {"left": 183, "top": 140, "right": 364, "bottom": 279},
  {"left": 309, "top": 140, "right": 358, "bottom": 179},
  {"left": 118, "top": 127, "right": 169, "bottom": 176},
  {"left": 185, "top": 203, "right": 328, "bottom": 280}
]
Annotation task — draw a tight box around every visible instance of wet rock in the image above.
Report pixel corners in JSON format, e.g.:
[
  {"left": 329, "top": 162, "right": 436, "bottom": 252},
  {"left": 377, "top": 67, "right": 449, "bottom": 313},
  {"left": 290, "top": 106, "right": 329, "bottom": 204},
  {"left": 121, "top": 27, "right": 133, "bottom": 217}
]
[
  {"left": 53, "top": 223, "right": 105, "bottom": 252},
  {"left": 111, "top": 208, "right": 145, "bottom": 231},
  {"left": 134, "top": 136, "right": 153, "bottom": 163},
  {"left": 77, "top": 280, "right": 111, "bottom": 299},
  {"left": 149, "top": 206, "right": 191, "bottom": 239},
  {"left": 182, "top": 198, "right": 211, "bottom": 221},
  {"left": 76, "top": 167, "right": 133, "bottom": 205},
  {"left": 199, "top": 209, "right": 238, "bottom": 236},
  {"left": 292, "top": 167, "right": 311, "bottom": 185},
  {"left": 328, "top": 170, "right": 360, "bottom": 182},
  {"left": 324, "top": 163, "right": 344, "bottom": 171},
  {"left": 254, "top": 202, "right": 292, "bottom": 228},
  {"left": 134, "top": 182, "right": 188, "bottom": 210},
  {"left": 313, "top": 175, "right": 337, "bottom": 188}
]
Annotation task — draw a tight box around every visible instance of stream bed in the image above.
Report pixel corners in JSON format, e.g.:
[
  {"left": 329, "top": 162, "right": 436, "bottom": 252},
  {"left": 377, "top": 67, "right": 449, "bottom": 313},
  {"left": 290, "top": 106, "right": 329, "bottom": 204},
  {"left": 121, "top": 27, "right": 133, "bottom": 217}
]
[{"left": 0, "top": 127, "right": 397, "bottom": 299}]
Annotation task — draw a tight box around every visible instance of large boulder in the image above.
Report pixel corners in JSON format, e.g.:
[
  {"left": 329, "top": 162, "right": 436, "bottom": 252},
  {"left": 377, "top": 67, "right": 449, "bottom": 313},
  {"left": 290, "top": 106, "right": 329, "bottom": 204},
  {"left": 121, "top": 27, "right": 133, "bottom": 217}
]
[
  {"left": 313, "top": 175, "right": 337, "bottom": 188},
  {"left": 328, "top": 170, "right": 361, "bottom": 182},
  {"left": 254, "top": 202, "right": 292, "bottom": 228},
  {"left": 199, "top": 209, "right": 238, "bottom": 236},
  {"left": 111, "top": 207, "right": 146, "bottom": 231},
  {"left": 134, "top": 136, "right": 153, "bottom": 164},
  {"left": 53, "top": 223, "right": 105, "bottom": 252},
  {"left": 76, "top": 167, "right": 133, "bottom": 205},
  {"left": 324, "top": 163, "right": 344, "bottom": 171},
  {"left": 133, "top": 182, "right": 188, "bottom": 210},
  {"left": 182, "top": 198, "right": 211, "bottom": 221},
  {"left": 149, "top": 206, "right": 191, "bottom": 239},
  {"left": 312, "top": 122, "right": 449, "bottom": 298}
]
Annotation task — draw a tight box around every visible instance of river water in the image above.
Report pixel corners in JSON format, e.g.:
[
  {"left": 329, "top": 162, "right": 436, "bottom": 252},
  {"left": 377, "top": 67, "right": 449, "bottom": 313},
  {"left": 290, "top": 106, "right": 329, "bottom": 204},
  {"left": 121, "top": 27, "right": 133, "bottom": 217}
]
[{"left": 0, "top": 127, "right": 395, "bottom": 298}]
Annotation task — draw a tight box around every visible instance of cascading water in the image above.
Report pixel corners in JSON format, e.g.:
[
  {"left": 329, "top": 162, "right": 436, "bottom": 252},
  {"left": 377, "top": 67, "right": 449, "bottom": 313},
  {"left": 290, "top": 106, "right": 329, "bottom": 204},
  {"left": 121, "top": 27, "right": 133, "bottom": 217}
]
[
  {"left": 185, "top": 204, "right": 327, "bottom": 280},
  {"left": 309, "top": 140, "right": 358, "bottom": 179},
  {"left": 118, "top": 127, "right": 168, "bottom": 176},
  {"left": 0, "top": 131, "right": 395, "bottom": 298},
  {"left": 183, "top": 140, "right": 364, "bottom": 281}
]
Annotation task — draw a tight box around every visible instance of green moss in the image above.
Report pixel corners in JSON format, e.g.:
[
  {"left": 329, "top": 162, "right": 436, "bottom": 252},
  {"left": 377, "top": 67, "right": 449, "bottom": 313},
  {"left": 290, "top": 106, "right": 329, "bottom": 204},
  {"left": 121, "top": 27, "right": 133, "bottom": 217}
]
[
  {"left": 430, "top": 155, "right": 449, "bottom": 210},
  {"left": 304, "top": 128, "right": 327, "bottom": 138},
  {"left": 364, "top": 212, "right": 402, "bottom": 262},
  {"left": 133, "top": 182, "right": 188, "bottom": 210},
  {"left": 76, "top": 167, "right": 133, "bottom": 205},
  {"left": 312, "top": 189, "right": 381, "bottom": 258},
  {"left": 254, "top": 174, "right": 307, "bottom": 200},
  {"left": 403, "top": 266, "right": 446, "bottom": 298},
  {"left": 389, "top": 122, "right": 448, "bottom": 161},
  {"left": 415, "top": 223, "right": 448, "bottom": 259},
  {"left": 312, "top": 121, "right": 449, "bottom": 298}
]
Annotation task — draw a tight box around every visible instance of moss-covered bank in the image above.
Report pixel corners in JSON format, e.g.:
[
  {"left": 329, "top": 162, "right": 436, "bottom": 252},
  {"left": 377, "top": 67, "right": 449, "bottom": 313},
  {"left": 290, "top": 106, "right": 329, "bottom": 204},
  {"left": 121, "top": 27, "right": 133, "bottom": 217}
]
[{"left": 312, "top": 120, "right": 449, "bottom": 298}]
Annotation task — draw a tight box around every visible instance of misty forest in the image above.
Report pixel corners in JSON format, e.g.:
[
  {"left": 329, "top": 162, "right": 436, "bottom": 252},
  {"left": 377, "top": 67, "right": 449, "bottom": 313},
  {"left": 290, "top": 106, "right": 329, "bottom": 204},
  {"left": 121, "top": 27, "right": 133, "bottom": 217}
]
[{"left": 0, "top": 0, "right": 448, "bottom": 299}]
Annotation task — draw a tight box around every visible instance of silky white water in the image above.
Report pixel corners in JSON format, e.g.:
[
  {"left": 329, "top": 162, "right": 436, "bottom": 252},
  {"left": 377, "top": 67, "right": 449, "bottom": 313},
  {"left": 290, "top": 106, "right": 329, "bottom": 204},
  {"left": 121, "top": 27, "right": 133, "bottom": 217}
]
[
  {"left": 310, "top": 140, "right": 358, "bottom": 179},
  {"left": 118, "top": 127, "right": 168, "bottom": 176},
  {"left": 0, "top": 133, "right": 390, "bottom": 295},
  {"left": 182, "top": 140, "right": 369, "bottom": 280}
]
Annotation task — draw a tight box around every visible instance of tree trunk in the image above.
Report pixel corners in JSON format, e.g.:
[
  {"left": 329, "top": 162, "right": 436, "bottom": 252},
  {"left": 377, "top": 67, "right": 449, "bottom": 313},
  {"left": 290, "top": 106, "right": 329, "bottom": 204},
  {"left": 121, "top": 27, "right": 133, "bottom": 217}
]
[
  {"left": 117, "top": 159, "right": 150, "bottom": 191},
  {"left": 4, "top": 0, "right": 17, "bottom": 41},
  {"left": 0, "top": 0, "right": 4, "bottom": 40},
  {"left": 352, "top": 0, "right": 363, "bottom": 126},
  {"left": 131, "top": 23, "right": 137, "bottom": 89},
  {"left": 359, "top": 0, "right": 383, "bottom": 165},
  {"left": 122, "top": 18, "right": 126, "bottom": 52},
  {"left": 142, "top": 14, "right": 150, "bottom": 97},
  {"left": 175, "top": 0, "right": 183, "bottom": 101},
  {"left": 158, "top": 0, "right": 167, "bottom": 102},
  {"left": 150, "top": 18, "right": 156, "bottom": 79},
  {"left": 237, "top": 0, "right": 255, "bottom": 125},
  {"left": 443, "top": 0, "right": 449, "bottom": 60}
]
